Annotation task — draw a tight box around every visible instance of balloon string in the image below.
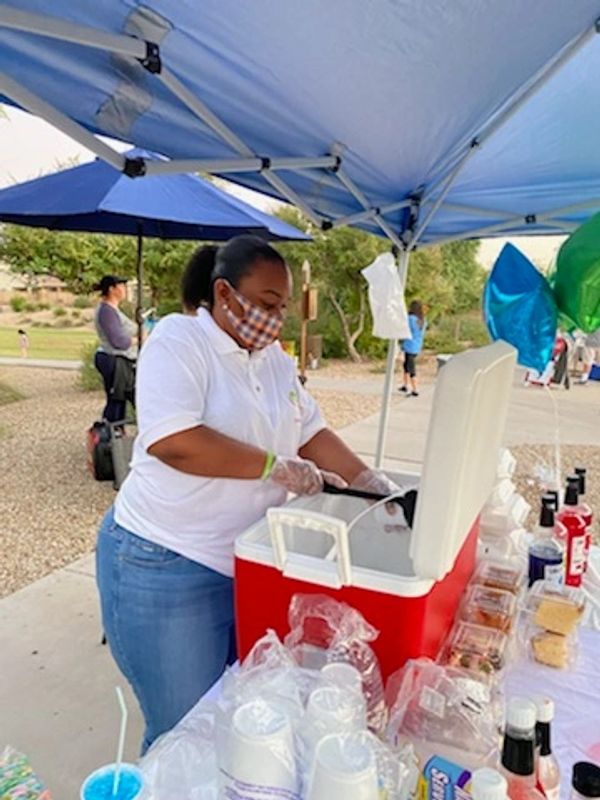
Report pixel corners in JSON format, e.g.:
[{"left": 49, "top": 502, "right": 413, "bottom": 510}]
[{"left": 543, "top": 385, "right": 562, "bottom": 495}]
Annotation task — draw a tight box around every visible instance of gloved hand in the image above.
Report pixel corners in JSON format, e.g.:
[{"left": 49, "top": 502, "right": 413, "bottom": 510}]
[
  {"left": 269, "top": 455, "right": 347, "bottom": 496},
  {"left": 352, "top": 468, "right": 417, "bottom": 528}
]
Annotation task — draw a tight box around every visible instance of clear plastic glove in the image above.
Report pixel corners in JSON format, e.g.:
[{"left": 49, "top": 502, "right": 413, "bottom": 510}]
[
  {"left": 352, "top": 468, "right": 415, "bottom": 528},
  {"left": 270, "top": 455, "right": 347, "bottom": 496}
]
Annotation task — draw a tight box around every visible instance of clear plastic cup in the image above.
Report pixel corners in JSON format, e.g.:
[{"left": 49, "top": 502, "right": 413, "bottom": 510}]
[
  {"left": 306, "top": 732, "right": 379, "bottom": 800},
  {"left": 301, "top": 684, "right": 368, "bottom": 769},
  {"left": 221, "top": 699, "right": 299, "bottom": 796},
  {"left": 80, "top": 763, "right": 144, "bottom": 800},
  {"left": 320, "top": 662, "right": 364, "bottom": 694}
]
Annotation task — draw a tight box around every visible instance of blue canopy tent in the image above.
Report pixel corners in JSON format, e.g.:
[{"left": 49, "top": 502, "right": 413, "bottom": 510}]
[
  {"left": 0, "top": 148, "right": 309, "bottom": 347},
  {"left": 1, "top": 1, "right": 600, "bottom": 459}
]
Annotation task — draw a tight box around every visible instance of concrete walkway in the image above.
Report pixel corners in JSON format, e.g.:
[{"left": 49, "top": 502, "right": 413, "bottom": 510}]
[
  {"left": 0, "top": 368, "right": 599, "bottom": 796},
  {"left": 0, "top": 356, "right": 82, "bottom": 370}
]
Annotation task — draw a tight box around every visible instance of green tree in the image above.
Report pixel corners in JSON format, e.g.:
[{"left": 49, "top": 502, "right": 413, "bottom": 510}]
[
  {"left": 438, "top": 240, "right": 483, "bottom": 313},
  {"left": 276, "top": 208, "right": 484, "bottom": 360},
  {"left": 0, "top": 224, "right": 196, "bottom": 302},
  {"left": 277, "top": 208, "right": 389, "bottom": 362}
]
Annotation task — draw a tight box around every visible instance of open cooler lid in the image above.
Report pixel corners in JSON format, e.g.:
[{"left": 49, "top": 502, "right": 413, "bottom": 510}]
[{"left": 409, "top": 341, "right": 517, "bottom": 580}]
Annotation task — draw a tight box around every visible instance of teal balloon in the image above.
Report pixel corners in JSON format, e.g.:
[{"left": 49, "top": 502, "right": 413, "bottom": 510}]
[{"left": 483, "top": 243, "right": 557, "bottom": 374}]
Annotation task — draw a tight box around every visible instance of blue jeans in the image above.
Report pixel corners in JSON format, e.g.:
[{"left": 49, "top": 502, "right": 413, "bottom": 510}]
[{"left": 96, "top": 507, "right": 236, "bottom": 754}]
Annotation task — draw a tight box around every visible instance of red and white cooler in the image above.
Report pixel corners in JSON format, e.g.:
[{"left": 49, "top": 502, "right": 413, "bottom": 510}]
[{"left": 235, "top": 342, "right": 517, "bottom": 680}]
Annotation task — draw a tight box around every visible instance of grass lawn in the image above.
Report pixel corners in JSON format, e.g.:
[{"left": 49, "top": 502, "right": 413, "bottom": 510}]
[{"left": 0, "top": 326, "right": 96, "bottom": 360}]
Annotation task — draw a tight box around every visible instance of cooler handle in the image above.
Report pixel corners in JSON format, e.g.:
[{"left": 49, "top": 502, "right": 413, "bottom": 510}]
[{"left": 266, "top": 507, "right": 352, "bottom": 588}]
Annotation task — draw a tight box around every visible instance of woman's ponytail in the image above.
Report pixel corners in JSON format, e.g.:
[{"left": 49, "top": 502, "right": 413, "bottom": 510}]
[{"left": 181, "top": 245, "right": 218, "bottom": 311}]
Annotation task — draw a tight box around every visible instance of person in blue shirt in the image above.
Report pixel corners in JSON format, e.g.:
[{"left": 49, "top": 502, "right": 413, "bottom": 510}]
[{"left": 400, "top": 300, "right": 427, "bottom": 397}]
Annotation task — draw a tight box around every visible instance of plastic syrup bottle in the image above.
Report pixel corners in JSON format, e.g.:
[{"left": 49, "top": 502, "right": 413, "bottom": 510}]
[
  {"left": 528, "top": 497, "right": 564, "bottom": 587},
  {"left": 574, "top": 467, "right": 593, "bottom": 571},
  {"left": 535, "top": 697, "right": 560, "bottom": 800},
  {"left": 557, "top": 480, "right": 587, "bottom": 587},
  {"left": 571, "top": 763, "right": 600, "bottom": 800},
  {"left": 472, "top": 768, "right": 509, "bottom": 800},
  {"left": 501, "top": 698, "right": 545, "bottom": 800}
]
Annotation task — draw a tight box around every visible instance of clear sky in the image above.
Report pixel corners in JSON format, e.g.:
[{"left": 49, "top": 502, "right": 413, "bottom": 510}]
[{"left": 0, "top": 105, "right": 565, "bottom": 270}]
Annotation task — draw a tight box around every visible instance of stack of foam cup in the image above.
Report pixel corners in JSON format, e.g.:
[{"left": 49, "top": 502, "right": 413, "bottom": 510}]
[
  {"left": 220, "top": 699, "right": 300, "bottom": 799},
  {"left": 306, "top": 732, "right": 380, "bottom": 800},
  {"left": 478, "top": 448, "right": 531, "bottom": 562}
]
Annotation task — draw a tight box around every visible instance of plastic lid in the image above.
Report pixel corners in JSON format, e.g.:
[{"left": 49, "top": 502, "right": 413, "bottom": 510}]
[
  {"left": 506, "top": 697, "right": 536, "bottom": 731},
  {"left": 471, "top": 768, "right": 508, "bottom": 800},
  {"left": 565, "top": 479, "right": 580, "bottom": 506},
  {"left": 534, "top": 696, "right": 554, "bottom": 723},
  {"left": 573, "top": 763, "right": 600, "bottom": 798},
  {"left": 575, "top": 467, "right": 587, "bottom": 495},
  {"left": 539, "top": 500, "right": 555, "bottom": 528},
  {"left": 546, "top": 490, "right": 560, "bottom": 511},
  {"left": 410, "top": 342, "right": 517, "bottom": 579}
]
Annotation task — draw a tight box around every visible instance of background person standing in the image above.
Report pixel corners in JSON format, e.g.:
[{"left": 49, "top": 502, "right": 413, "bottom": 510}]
[
  {"left": 93, "top": 275, "right": 137, "bottom": 422},
  {"left": 400, "top": 300, "right": 428, "bottom": 397}
]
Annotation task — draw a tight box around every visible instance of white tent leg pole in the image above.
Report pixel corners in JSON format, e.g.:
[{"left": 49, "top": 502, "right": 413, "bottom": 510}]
[
  {"left": 374, "top": 338, "right": 398, "bottom": 468},
  {"left": 374, "top": 249, "right": 409, "bottom": 468}
]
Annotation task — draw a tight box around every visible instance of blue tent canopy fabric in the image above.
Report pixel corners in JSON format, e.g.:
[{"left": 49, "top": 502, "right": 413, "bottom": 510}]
[
  {"left": 2, "top": 1, "right": 600, "bottom": 463},
  {"left": 1, "top": 1, "right": 600, "bottom": 248},
  {"left": 0, "top": 148, "right": 310, "bottom": 241},
  {"left": 0, "top": 146, "right": 308, "bottom": 349}
]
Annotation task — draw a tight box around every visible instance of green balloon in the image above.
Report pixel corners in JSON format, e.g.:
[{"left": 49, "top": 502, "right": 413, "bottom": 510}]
[{"left": 554, "top": 213, "right": 600, "bottom": 333}]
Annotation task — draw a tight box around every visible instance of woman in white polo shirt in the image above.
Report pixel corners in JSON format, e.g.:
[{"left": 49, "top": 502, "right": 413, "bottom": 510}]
[{"left": 96, "top": 235, "right": 405, "bottom": 753}]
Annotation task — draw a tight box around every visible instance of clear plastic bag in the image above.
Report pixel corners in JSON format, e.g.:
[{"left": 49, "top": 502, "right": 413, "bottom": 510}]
[
  {"left": 284, "top": 593, "right": 387, "bottom": 733},
  {"left": 385, "top": 658, "right": 502, "bottom": 758},
  {"left": 361, "top": 251, "right": 410, "bottom": 340},
  {"left": 140, "top": 707, "right": 219, "bottom": 800}
]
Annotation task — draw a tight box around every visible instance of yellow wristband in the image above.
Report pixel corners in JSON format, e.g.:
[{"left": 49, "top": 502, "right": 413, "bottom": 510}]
[{"left": 260, "top": 451, "right": 276, "bottom": 481}]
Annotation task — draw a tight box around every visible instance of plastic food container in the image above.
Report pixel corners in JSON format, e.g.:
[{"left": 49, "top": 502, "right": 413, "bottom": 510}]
[
  {"left": 472, "top": 559, "right": 524, "bottom": 595},
  {"left": 522, "top": 580, "right": 585, "bottom": 636},
  {"left": 439, "top": 622, "right": 508, "bottom": 681},
  {"left": 524, "top": 624, "right": 578, "bottom": 670},
  {"left": 459, "top": 584, "right": 517, "bottom": 633}
]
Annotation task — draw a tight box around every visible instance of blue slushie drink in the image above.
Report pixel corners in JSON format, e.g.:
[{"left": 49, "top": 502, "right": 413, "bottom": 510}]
[{"left": 80, "top": 763, "right": 143, "bottom": 800}]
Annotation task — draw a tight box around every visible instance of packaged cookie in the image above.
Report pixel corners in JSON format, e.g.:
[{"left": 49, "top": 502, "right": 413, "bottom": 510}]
[
  {"left": 439, "top": 622, "right": 508, "bottom": 681},
  {"left": 524, "top": 580, "right": 585, "bottom": 636},
  {"left": 528, "top": 626, "right": 578, "bottom": 670},
  {"left": 472, "top": 559, "right": 524, "bottom": 595},
  {"left": 459, "top": 584, "right": 517, "bottom": 633}
]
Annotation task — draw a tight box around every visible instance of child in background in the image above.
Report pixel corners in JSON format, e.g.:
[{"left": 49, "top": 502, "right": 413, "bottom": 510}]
[
  {"left": 17, "top": 328, "right": 29, "bottom": 358},
  {"left": 400, "top": 300, "right": 427, "bottom": 397}
]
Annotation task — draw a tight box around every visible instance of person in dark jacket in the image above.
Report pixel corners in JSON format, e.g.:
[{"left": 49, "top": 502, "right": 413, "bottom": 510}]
[{"left": 93, "top": 275, "right": 137, "bottom": 422}]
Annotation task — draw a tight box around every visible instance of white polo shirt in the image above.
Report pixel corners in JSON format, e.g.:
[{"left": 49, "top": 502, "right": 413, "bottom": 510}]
[{"left": 115, "top": 310, "right": 326, "bottom": 576}]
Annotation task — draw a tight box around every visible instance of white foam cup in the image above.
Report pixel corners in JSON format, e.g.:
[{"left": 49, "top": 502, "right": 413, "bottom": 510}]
[
  {"left": 306, "top": 732, "right": 379, "bottom": 800},
  {"left": 221, "top": 699, "right": 298, "bottom": 794}
]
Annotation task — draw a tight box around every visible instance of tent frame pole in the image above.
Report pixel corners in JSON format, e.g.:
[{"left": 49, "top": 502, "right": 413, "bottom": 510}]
[
  {"left": 412, "top": 18, "right": 599, "bottom": 245},
  {"left": 374, "top": 248, "right": 409, "bottom": 468},
  {"left": 0, "top": 73, "right": 125, "bottom": 171},
  {"left": 328, "top": 200, "right": 411, "bottom": 230},
  {"left": 335, "top": 168, "right": 404, "bottom": 250},
  {"left": 136, "top": 225, "right": 144, "bottom": 352},
  {"left": 143, "top": 155, "right": 340, "bottom": 177},
  {"left": 157, "top": 67, "right": 326, "bottom": 226},
  {"left": 0, "top": 5, "right": 147, "bottom": 59}
]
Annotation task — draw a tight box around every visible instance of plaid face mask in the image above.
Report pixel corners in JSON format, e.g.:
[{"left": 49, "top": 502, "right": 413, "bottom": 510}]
[{"left": 224, "top": 283, "right": 284, "bottom": 350}]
